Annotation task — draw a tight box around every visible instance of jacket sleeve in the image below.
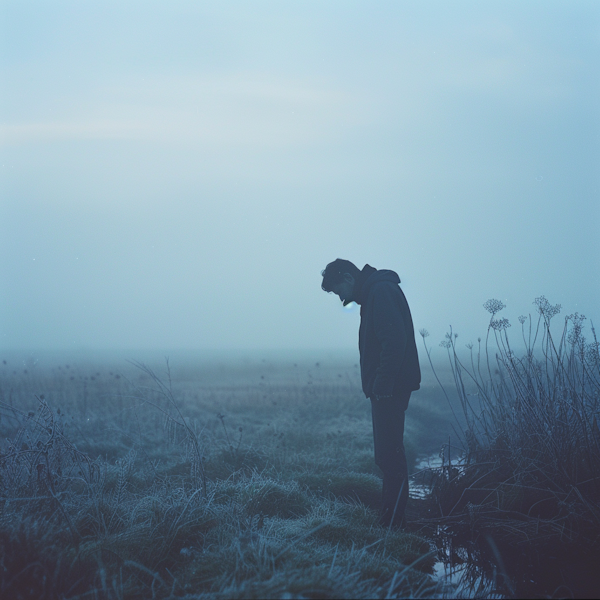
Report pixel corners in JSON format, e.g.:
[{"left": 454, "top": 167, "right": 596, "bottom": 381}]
[{"left": 371, "top": 284, "right": 408, "bottom": 396}]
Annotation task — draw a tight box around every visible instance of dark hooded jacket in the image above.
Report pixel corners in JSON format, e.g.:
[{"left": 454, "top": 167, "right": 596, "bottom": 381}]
[{"left": 353, "top": 265, "right": 421, "bottom": 400}]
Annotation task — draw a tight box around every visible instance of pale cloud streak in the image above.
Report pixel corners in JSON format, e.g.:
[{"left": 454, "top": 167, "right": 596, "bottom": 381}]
[{"left": 1, "top": 73, "right": 368, "bottom": 148}]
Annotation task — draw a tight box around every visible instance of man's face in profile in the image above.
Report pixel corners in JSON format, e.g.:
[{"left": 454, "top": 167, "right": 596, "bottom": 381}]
[{"left": 329, "top": 274, "right": 356, "bottom": 306}]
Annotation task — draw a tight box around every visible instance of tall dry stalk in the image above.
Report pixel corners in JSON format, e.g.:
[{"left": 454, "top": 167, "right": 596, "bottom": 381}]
[
  {"left": 129, "top": 360, "right": 208, "bottom": 498},
  {"left": 420, "top": 297, "right": 600, "bottom": 540}
]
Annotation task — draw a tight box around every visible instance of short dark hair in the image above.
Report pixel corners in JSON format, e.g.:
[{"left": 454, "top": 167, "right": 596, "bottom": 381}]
[{"left": 321, "top": 259, "right": 360, "bottom": 292}]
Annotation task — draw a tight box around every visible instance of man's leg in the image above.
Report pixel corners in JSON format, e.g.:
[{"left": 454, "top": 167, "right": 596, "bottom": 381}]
[{"left": 371, "top": 394, "right": 410, "bottom": 528}]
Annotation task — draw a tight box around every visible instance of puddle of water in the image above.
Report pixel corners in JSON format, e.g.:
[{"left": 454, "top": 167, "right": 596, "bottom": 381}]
[
  {"left": 409, "top": 452, "right": 447, "bottom": 499},
  {"left": 408, "top": 483, "right": 430, "bottom": 500},
  {"left": 415, "top": 454, "right": 444, "bottom": 471},
  {"left": 409, "top": 453, "right": 441, "bottom": 500},
  {"left": 432, "top": 559, "right": 506, "bottom": 599},
  {"left": 428, "top": 526, "right": 510, "bottom": 599},
  {"left": 410, "top": 453, "right": 509, "bottom": 598}
]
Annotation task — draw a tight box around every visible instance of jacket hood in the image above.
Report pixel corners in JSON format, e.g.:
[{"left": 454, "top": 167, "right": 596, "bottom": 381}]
[{"left": 353, "top": 266, "right": 401, "bottom": 305}]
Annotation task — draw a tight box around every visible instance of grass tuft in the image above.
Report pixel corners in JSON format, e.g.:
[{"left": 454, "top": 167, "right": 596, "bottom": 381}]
[{"left": 296, "top": 470, "right": 381, "bottom": 508}]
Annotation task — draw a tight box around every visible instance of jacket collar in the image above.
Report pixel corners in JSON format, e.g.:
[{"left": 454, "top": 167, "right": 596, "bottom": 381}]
[{"left": 353, "top": 264, "right": 377, "bottom": 305}]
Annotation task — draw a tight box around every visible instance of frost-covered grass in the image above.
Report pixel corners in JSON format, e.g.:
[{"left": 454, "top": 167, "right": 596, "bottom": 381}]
[{"left": 0, "top": 356, "right": 448, "bottom": 599}]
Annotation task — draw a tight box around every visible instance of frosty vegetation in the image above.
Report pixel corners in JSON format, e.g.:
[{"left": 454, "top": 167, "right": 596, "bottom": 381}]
[{"left": 0, "top": 357, "right": 441, "bottom": 599}]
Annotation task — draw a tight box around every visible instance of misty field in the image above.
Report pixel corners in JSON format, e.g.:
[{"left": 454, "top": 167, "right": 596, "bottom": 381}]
[
  {"left": 0, "top": 355, "right": 453, "bottom": 599},
  {"left": 3, "top": 297, "right": 600, "bottom": 600}
]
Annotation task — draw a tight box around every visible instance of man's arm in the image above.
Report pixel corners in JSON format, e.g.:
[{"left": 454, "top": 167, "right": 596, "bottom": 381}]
[{"left": 371, "top": 284, "right": 408, "bottom": 397}]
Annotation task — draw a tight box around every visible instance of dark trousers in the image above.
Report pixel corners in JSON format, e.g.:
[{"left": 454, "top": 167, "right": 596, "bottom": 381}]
[{"left": 371, "top": 393, "right": 410, "bottom": 527}]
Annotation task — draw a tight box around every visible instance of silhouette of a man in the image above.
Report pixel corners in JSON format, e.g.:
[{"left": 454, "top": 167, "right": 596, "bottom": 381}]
[{"left": 321, "top": 259, "right": 421, "bottom": 528}]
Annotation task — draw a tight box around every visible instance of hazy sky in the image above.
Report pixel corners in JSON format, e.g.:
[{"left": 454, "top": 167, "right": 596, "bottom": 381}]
[{"left": 1, "top": 1, "right": 598, "bottom": 354}]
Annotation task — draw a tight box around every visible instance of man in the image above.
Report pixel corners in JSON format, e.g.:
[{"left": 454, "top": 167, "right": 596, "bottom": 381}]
[{"left": 321, "top": 259, "right": 421, "bottom": 528}]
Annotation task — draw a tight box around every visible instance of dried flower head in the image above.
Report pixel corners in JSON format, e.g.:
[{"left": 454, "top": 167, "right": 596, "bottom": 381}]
[
  {"left": 585, "top": 341, "right": 600, "bottom": 367},
  {"left": 534, "top": 296, "right": 561, "bottom": 320},
  {"left": 483, "top": 299, "right": 505, "bottom": 315},
  {"left": 490, "top": 318, "right": 511, "bottom": 331},
  {"left": 567, "top": 313, "right": 586, "bottom": 345}
]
